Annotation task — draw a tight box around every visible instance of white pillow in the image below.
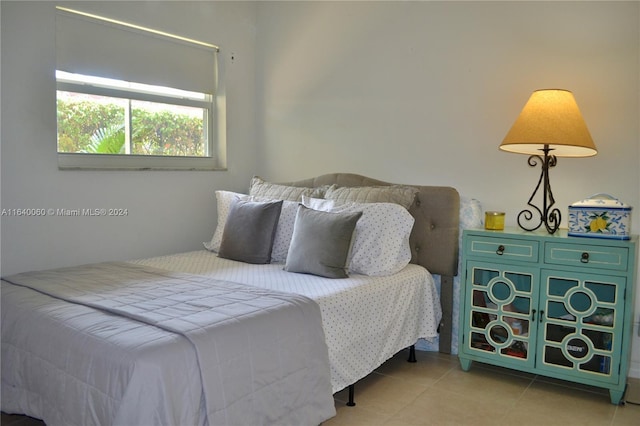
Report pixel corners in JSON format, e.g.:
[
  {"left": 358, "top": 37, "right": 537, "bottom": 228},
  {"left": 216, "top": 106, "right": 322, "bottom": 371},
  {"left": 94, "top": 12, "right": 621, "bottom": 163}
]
[
  {"left": 204, "top": 190, "right": 249, "bottom": 252},
  {"left": 301, "top": 195, "right": 336, "bottom": 211},
  {"left": 305, "top": 199, "right": 415, "bottom": 276}
]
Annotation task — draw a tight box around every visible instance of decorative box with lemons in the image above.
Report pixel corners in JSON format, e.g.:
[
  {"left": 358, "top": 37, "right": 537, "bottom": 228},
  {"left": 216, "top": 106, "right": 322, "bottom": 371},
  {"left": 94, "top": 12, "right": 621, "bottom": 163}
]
[{"left": 568, "top": 194, "right": 632, "bottom": 240}]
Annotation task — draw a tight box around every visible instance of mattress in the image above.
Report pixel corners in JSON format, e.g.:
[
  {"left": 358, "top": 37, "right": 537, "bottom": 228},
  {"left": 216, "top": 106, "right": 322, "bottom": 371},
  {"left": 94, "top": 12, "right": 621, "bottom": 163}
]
[
  {"left": 131, "top": 249, "right": 442, "bottom": 393},
  {"left": 1, "top": 262, "right": 335, "bottom": 426}
]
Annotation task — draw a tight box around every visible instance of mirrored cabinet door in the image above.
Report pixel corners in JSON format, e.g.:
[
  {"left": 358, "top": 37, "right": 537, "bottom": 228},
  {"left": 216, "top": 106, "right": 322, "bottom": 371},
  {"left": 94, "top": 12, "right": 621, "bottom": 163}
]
[
  {"left": 538, "top": 270, "right": 625, "bottom": 381},
  {"left": 464, "top": 261, "right": 538, "bottom": 369}
]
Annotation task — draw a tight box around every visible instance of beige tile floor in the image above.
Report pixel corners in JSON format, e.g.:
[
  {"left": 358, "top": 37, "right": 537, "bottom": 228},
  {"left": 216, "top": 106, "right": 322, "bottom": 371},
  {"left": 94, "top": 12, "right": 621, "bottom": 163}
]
[
  {"left": 327, "top": 350, "right": 640, "bottom": 426},
  {"left": 2, "top": 349, "right": 639, "bottom": 425}
]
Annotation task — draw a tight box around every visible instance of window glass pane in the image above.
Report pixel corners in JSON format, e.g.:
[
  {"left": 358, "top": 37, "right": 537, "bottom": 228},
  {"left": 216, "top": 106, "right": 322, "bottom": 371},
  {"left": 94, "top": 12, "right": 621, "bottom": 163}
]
[
  {"left": 57, "top": 90, "right": 207, "bottom": 157},
  {"left": 131, "top": 101, "right": 205, "bottom": 156},
  {"left": 57, "top": 91, "right": 126, "bottom": 154}
]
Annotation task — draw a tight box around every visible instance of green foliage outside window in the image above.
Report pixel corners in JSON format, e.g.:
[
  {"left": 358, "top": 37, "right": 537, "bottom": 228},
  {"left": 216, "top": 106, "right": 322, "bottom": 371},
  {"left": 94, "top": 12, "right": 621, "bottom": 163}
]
[
  {"left": 133, "top": 109, "right": 205, "bottom": 156},
  {"left": 57, "top": 99, "right": 123, "bottom": 153},
  {"left": 82, "top": 124, "right": 126, "bottom": 154},
  {"left": 57, "top": 99, "right": 205, "bottom": 156}
]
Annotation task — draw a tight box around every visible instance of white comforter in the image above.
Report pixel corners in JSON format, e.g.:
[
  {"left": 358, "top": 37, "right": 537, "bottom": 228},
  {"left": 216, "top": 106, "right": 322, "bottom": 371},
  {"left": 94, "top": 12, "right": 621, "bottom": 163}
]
[
  {"left": 132, "top": 250, "right": 442, "bottom": 393},
  {"left": 1, "top": 262, "right": 335, "bottom": 426}
]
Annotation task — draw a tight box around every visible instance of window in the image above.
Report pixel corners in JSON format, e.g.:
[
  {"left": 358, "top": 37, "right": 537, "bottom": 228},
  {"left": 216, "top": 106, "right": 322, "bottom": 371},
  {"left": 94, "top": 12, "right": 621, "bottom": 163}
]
[
  {"left": 55, "top": 7, "right": 226, "bottom": 170},
  {"left": 57, "top": 71, "right": 211, "bottom": 156}
]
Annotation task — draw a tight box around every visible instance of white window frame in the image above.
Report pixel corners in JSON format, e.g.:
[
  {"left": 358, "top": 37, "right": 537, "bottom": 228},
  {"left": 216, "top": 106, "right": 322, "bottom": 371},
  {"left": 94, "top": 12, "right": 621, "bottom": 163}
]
[{"left": 55, "top": 7, "right": 226, "bottom": 171}]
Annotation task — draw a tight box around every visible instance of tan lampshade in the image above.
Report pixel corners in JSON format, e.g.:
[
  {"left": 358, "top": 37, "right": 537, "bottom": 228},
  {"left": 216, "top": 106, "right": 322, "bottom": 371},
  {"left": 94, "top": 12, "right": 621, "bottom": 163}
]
[{"left": 500, "top": 89, "right": 597, "bottom": 157}]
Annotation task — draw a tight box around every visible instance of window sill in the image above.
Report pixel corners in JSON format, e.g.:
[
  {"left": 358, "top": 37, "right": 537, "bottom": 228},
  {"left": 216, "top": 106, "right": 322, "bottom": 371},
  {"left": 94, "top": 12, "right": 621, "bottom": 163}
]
[{"left": 58, "top": 153, "right": 226, "bottom": 171}]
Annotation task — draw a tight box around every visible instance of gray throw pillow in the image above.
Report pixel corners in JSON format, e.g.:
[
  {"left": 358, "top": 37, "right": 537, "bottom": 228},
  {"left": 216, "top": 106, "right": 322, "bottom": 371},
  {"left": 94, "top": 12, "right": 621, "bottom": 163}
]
[
  {"left": 218, "top": 199, "right": 283, "bottom": 264},
  {"left": 284, "top": 205, "right": 362, "bottom": 278}
]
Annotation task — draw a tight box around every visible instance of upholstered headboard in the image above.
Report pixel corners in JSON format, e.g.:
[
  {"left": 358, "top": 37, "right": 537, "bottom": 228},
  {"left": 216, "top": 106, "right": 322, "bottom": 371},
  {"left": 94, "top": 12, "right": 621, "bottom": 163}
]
[{"left": 283, "top": 173, "right": 460, "bottom": 353}]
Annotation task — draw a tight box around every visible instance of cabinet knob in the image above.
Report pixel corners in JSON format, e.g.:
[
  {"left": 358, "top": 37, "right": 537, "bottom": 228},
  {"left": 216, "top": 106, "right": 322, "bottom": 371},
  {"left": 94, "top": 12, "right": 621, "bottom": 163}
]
[
  {"left": 496, "top": 245, "right": 505, "bottom": 255},
  {"left": 581, "top": 252, "right": 590, "bottom": 263}
]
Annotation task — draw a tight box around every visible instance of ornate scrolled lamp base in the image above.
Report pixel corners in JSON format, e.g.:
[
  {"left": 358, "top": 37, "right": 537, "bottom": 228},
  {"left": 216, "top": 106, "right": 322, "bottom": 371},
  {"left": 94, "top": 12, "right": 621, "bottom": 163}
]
[{"left": 517, "top": 147, "right": 561, "bottom": 234}]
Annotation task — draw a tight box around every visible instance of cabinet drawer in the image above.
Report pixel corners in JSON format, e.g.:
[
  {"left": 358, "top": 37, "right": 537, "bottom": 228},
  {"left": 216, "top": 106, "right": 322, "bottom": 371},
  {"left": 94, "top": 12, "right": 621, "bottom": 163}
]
[
  {"left": 545, "top": 243, "right": 628, "bottom": 271},
  {"left": 465, "top": 235, "right": 539, "bottom": 263}
]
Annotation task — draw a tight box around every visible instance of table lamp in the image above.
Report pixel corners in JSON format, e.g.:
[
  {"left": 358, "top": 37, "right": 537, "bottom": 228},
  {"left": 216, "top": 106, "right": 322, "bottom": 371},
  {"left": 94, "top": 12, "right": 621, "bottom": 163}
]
[{"left": 500, "top": 89, "right": 597, "bottom": 234}]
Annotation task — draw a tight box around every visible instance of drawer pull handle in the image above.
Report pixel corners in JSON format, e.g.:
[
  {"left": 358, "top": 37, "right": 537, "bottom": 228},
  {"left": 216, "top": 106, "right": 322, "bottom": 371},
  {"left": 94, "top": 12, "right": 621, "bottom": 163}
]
[
  {"left": 496, "top": 245, "right": 505, "bottom": 255},
  {"left": 581, "top": 252, "right": 590, "bottom": 263}
]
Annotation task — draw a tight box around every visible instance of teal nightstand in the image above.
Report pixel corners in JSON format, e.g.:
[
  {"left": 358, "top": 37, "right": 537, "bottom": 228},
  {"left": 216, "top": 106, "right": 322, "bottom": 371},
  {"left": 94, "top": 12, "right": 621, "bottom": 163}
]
[{"left": 458, "top": 228, "right": 638, "bottom": 404}]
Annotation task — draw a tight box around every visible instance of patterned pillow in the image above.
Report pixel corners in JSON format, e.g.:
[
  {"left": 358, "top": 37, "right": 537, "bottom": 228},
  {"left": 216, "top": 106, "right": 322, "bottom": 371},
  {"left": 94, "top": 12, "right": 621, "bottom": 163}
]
[
  {"left": 203, "top": 190, "right": 249, "bottom": 252},
  {"left": 249, "top": 176, "right": 325, "bottom": 202},
  {"left": 460, "top": 196, "right": 484, "bottom": 229},
  {"left": 323, "top": 185, "right": 418, "bottom": 209},
  {"left": 251, "top": 196, "right": 299, "bottom": 263},
  {"left": 306, "top": 200, "right": 415, "bottom": 276}
]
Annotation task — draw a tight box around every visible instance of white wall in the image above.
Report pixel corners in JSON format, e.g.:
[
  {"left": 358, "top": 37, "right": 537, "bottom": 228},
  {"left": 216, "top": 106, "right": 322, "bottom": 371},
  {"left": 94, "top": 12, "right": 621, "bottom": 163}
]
[
  {"left": 1, "top": 1, "right": 260, "bottom": 275},
  {"left": 253, "top": 2, "right": 640, "bottom": 376}
]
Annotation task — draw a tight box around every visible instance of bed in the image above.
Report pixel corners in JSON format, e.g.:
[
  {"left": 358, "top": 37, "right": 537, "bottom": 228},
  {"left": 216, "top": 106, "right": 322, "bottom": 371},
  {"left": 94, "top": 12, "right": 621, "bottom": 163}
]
[{"left": 1, "top": 173, "right": 462, "bottom": 426}]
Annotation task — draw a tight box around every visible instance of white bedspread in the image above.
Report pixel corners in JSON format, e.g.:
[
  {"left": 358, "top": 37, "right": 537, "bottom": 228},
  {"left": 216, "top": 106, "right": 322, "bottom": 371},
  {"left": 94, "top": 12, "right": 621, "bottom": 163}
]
[
  {"left": 1, "top": 262, "right": 335, "bottom": 426},
  {"left": 132, "top": 250, "right": 442, "bottom": 393}
]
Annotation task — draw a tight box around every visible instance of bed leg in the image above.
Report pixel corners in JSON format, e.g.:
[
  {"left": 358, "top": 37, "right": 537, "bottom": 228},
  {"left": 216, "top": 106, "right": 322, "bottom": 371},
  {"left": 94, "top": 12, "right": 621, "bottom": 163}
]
[
  {"left": 347, "top": 384, "right": 356, "bottom": 406},
  {"left": 407, "top": 345, "right": 417, "bottom": 363},
  {"left": 438, "top": 275, "right": 454, "bottom": 355}
]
